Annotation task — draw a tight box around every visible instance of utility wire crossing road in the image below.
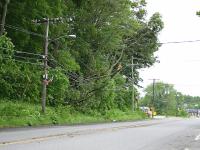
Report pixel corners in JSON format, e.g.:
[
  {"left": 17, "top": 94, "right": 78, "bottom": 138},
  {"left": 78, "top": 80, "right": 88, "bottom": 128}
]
[{"left": 0, "top": 118, "right": 200, "bottom": 150}]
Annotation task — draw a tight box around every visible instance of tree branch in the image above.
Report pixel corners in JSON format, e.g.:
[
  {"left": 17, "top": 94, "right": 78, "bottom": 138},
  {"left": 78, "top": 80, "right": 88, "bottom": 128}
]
[{"left": 108, "top": 48, "right": 124, "bottom": 74}]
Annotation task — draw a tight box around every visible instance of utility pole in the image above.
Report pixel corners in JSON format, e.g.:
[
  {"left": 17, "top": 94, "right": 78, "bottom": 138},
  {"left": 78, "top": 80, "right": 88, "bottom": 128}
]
[
  {"left": 149, "top": 79, "right": 158, "bottom": 106},
  {"left": 131, "top": 56, "right": 135, "bottom": 111},
  {"left": 149, "top": 78, "right": 159, "bottom": 117},
  {"left": 42, "top": 19, "right": 49, "bottom": 114},
  {"left": 33, "top": 17, "right": 63, "bottom": 113},
  {"left": 0, "top": 0, "right": 10, "bottom": 35},
  {"left": 152, "top": 79, "right": 155, "bottom": 106},
  {"left": 129, "top": 56, "right": 142, "bottom": 111},
  {"left": 33, "top": 18, "right": 49, "bottom": 113}
]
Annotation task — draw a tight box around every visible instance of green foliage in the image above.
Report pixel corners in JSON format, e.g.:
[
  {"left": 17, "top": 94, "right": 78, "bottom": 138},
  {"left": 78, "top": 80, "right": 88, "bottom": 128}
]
[
  {"left": 1, "top": 0, "right": 164, "bottom": 116},
  {"left": 177, "top": 110, "right": 188, "bottom": 117},
  {"left": 0, "top": 35, "right": 14, "bottom": 56},
  {"left": 141, "top": 82, "right": 200, "bottom": 117},
  {"left": 113, "top": 74, "right": 132, "bottom": 110},
  {"left": 0, "top": 100, "right": 146, "bottom": 128},
  {"left": 141, "top": 82, "right": 181, "bottom": 115},
  {"left": 0, "top": 36, "right": 41, "bottom": 102},
  {"left": 197, "top": 11, "right": 200, "bottom": 16},
  {"left": 54, "top": 50, "right": 80, "bottom": 72},
  {"left": 148, "top": 13, "right": 164, "bottom": 33},
  {"left": 97, "top": 79, "right": 116, "bottom": 114},
  {"left": 6, "top": 0, "right": 68, "bottom": 52},
  {"left": 183, "top": 95, "right": 200, "bottom": 109},
  {"left": 104, "top": 109, "right": 146, "bottom": 121},
  {"left": 48, "top": 68, "right": 70, "bottom": 106}
]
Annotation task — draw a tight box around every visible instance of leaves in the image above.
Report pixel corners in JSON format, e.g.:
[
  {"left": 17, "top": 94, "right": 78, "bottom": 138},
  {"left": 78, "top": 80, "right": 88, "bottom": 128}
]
[
  {"left": 141, "top": 82, "right": 178, "bottom": 115},
  {"left": 1, "top": 0, "right": 164, "bottom": 113}
]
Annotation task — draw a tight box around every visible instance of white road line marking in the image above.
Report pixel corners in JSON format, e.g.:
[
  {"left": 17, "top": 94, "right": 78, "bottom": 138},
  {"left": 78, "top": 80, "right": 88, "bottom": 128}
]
[
  {"left": 195, "top": 134, "right": 200, "bottom": 141},
  {"left": 0, "top": 134, "right": 67, "bottom": 146}
]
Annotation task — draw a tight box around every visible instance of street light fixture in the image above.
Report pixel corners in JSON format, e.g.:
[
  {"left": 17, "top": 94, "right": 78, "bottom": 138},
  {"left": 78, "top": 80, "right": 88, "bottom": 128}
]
[
  {"left": 50, "top": 34, "right": 76, "bottom": 42},
  {"left": 68, "top": 34, "right": 76, "bottom": 38}
]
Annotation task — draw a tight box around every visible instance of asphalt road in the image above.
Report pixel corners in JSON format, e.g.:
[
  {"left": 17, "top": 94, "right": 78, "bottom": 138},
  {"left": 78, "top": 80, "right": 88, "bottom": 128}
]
[{"left": 1, "top": 118, "right": 200, "bottom": 150}]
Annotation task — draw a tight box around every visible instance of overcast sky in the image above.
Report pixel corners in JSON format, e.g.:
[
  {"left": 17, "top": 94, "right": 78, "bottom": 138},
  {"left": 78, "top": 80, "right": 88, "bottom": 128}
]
[{"left": 139, "top": 0, "right": 200, "bottom": 96}]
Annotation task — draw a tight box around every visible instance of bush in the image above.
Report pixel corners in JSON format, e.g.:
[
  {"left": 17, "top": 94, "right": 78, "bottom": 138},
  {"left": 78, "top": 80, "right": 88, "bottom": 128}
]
[
  {"left": 177, "top": 110, "right": 188, "bottom": 117},
  {"left": 0, "top": 100, "right": 147, "bottom": 128}
]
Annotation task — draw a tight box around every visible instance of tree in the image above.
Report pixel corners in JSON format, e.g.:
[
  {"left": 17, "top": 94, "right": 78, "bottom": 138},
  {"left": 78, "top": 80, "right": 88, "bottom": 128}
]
[
  {"left": 2, "top": 0, "right": 164, "bottom": 113},
  {"left": 183, "top": 95, "right": 200, "bottom": 109},
  {"left": 141, "top": 82, "right": 178, "bottom": 115},
  {"left": 196, "top": 11, "right": 200, "bottom": 16},
  {"left": 64, "top": 0, "right": 164, "bottom": 111}
]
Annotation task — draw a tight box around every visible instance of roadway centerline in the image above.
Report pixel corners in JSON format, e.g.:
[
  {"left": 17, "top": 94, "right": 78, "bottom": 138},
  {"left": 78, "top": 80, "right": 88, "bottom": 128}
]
[
  {"left": 0, "top": 122, "right": 163, "bottom": 146},
  {"left": 0, "top": 118, "right": 183, "bottom": 147}
]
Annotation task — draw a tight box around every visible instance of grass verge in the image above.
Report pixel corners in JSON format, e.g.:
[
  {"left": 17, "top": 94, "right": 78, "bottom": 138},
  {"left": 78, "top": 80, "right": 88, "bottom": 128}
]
[{"left": 0, "top": 100, "right": 147, "bottom": 128}]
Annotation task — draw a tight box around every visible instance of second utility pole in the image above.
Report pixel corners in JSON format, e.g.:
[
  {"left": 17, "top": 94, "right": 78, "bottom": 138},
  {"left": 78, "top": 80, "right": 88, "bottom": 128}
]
[
  {"left": 152, "top": 78, "right": 158, "bottom": 107},
  {"left": 131, "top": 56, "right": 135, "bottom": 111},
  {"left": 149, "top": 78, "right": 159, "bottom": 117}
]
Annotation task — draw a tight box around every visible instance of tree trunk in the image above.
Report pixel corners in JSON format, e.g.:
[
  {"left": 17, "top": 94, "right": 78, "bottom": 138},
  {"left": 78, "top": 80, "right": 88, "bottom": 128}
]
[
  {"left": 0, "top": 2, "right": 2, "bottom": 22},
  {"left": 0, "top": 0, "right": 10, "bottom": 36}
]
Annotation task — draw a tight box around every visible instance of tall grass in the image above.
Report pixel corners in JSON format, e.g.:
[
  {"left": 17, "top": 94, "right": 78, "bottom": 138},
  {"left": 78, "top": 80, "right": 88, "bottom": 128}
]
[{"left": 0, "top": 100, "right": 146, "bottom": 128}]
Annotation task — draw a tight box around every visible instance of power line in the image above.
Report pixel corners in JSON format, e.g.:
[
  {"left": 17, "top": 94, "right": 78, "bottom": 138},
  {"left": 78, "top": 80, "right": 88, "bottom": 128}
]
[
  {"left": 1, "top": 23, "right": 44, "bottom": 38},
  {"left": 15, "top": 50, "right": 43, "bottom": 57},
  {"left": 48, "top": 56, "right": 101, "bottom": 83},
  {"left": 13, "top": 55, "right": 43, "bottom": 61},
  {"left": 159, "top": 39, "right": 200, "bottom": 45},
  {"left": 3, "top": 24, "right": 200, "bottom": 45},
  {"left": 4, "top": 23, "right": 200, "bottom": 46},
  {"left": 48, "top": 53, "right": 131, "bottom": 84},
  {"left": 48, "top": 55, "right": 126, "bottom": 88},
  {"left": 128, "top": 30, "right": 200, "bottom": 45},
  {"left": 48, "top": 54, "right": 107, "bottom": 83},
  {"left": 78, "top": 60, "right": 139, "bottom": 83},
  {"left": 0, "top": 46, "right": 44, "bottom": 57},
  {"left": 4, "top": 53, "right": 134, "bottom": 92},
  {"left": 14, "top": 59, "right": 43, "bottom": 66},
  {"left": 0, "top": 47, "right": 144, "bottom": 86},
  {"left": 78, "top": 59, "right": 96, "bottom": 74},
  {"left": 0, "top": 46, "right": 14, "bottom": 51},
  {"left": 2, "top": 57, "right": 43, "bottom": 66},
  {"left": 47, "top": 56, "right": 80, "bottom": 83},
  {"left": 1, "top": 51, "right": 44, "bottom": 62},
  {"left": 3, "top": 55, "right": 132, "bottom": 90}
]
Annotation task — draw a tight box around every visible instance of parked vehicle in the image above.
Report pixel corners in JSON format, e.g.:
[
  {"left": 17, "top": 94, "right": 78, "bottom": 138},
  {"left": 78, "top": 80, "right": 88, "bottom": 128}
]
[{"left": 140, "top": 107, "right": 153, "bottom": 118}]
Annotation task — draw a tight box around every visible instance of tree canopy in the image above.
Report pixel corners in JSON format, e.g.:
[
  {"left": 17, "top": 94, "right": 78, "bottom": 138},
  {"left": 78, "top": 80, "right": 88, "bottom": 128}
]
[
  {"left": 0, "top": 0, "right": 164, "bottom": 114},
  {"left": 141, "top": 82, "right": 181, "bottom": 115}
]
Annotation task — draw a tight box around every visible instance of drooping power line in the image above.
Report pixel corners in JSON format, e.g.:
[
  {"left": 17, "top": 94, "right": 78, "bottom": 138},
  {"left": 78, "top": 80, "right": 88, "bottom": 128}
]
[
  {"left": 1, "top": 23, "right": 44, "bottom": 38},
  {"left": 3, "top": 24, "right": 200, "bottom": 45}
]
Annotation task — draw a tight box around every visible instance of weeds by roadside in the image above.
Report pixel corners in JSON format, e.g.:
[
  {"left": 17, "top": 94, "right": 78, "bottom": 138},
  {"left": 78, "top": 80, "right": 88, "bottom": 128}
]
[{"left": 0, "top": 100, "right": 147, "bottom": 128}]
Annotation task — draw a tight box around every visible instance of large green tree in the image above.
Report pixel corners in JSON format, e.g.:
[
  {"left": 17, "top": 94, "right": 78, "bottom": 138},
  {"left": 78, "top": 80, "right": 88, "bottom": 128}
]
[
  {"left": 183, "top": 95, "right": 200, "bottom": 109},
  {"left": 2, "top": 0, "right": 164, "bottom": 113},
  {"left": 141, "top": 82, "right": 179, "bottom": 115}
]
